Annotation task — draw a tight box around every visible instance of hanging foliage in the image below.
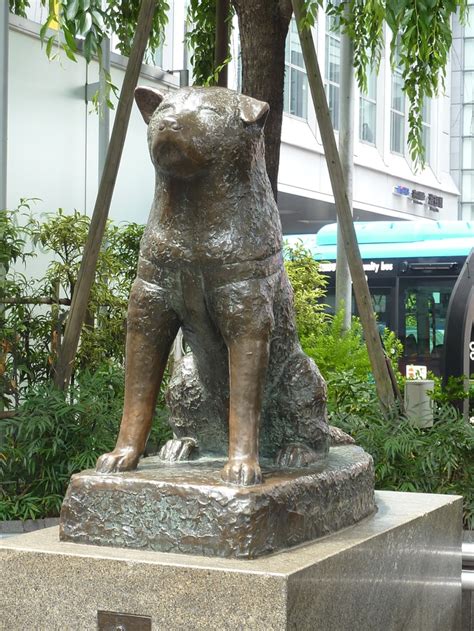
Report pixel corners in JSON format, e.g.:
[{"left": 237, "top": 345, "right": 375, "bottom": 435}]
[
  {"left": 9, "top": 0, "right": 169, "bottom": 64},
  {"left": 9, "top": 0, "right": 467, "bottom": 166},
  {"left": 301, "top": 0, "right": 467, "bottom": 168},
  {"left": 186, "top": 0, "right": 234, "bottom": 86}
]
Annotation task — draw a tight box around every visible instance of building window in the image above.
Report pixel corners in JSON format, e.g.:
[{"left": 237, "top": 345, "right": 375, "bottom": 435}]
[
  {"left": 466, "top": 4, "right": 474, "bottom": 38},
  {"left": 421, "top": 99, "right": 431, "bottom": 165},
  {"left": 464, "top": 138, "right": 474, "bottom": 168},
  {"left": 324, "top": 8, "right": 341, "bottom": 130},
  {"left": 464, "top": 72, "right": 474, "bottom": 105},
  {"left": 390, "top": 68, "right": 405, "bottom": 154},
  {"left": 359, "top": 68, "right": 376, "bottom": 144},
  {"left": 284, "top": 19, "right": 308, "bottom": 119},
  {"left": 462, "top": 170, "right": 474, "bottom": 200},
  {"left": 150, "top": 45, "right": 164, "bottom": 69},
  {"left": 461, "top": 203, "right": 474, "bottom": 221},
  {"left": 463, "top": 104, "right": 474, "bottom": 135}
]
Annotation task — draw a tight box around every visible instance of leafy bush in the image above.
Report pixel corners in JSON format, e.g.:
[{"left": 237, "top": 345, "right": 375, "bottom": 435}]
[
  {"left": 302, "top": 310, "right": 372, "bottom": 382},
  {"left": 284, "top": 242, "right": 329, "bottom": 337},
  {"left": 0, "top": 364, "right": 171, "bottom": 521},
  {"left": 329, "top": 372, "right": 474, "bottom": 528},
  {"left": 0, "top": 204, "right": 145, "bottom": 406},
  {"left": 429, "top": 374, "right": 473, "bottom": 406},
  {"left": 0, "top": 204, "right": 168, "bottom": 521}
]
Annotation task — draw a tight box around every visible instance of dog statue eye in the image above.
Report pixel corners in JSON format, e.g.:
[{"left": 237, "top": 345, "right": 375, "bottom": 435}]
[
  {"left": 157, "top": 104, "right": 175, "bottom": 114},
  {"left": 199, "top": 106, "right": 220, "bottom": 115}
]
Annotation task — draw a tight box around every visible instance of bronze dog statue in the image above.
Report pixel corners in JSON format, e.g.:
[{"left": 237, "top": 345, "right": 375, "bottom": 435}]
[{"left": 96, "top": 86, "right": 329, "bottom": 486}]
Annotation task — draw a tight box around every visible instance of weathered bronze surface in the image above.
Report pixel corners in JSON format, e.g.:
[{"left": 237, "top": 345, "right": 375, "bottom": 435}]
[
  {"left": 96, "top": 86, "right": 330, "bottom": 486},
  {"left": 61, "top": 446, "right": 375, "bottom": 559}
]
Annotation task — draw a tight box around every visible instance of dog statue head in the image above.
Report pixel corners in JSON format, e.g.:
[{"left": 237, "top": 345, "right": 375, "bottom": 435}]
[{"left": 135, "top": 86, "right": 269, "bottom": 179}]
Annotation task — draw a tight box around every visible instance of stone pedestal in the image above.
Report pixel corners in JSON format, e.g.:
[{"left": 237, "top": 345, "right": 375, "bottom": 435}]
[
  {"left": 60, "top": 445, "right": 374, "bottom": 559},
  {"left": 0, "top": 491, "right": 462, "bottom": 631}
]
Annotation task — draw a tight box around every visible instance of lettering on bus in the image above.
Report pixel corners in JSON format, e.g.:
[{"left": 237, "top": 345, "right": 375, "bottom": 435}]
[{"left": 319, "top": 261, "right": 394, "bottom": 274}]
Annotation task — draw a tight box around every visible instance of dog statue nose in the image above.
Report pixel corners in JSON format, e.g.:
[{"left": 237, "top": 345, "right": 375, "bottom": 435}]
[{"left": 158, "top": 116, "right": 182, "bottom": 131}]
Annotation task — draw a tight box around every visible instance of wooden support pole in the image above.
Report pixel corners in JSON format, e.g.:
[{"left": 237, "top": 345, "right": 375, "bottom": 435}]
[
  {"left": 292, "top": 0, "right": 397, "bottom": 412},
  {"left": 53, "top": 0, "right": 157, "bottom": 390},
  {"left": 335, "top": 1, "right": 354, "bottom": 331}
]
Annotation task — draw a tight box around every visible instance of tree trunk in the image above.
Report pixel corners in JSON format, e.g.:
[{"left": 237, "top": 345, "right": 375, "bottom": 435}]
[{"left": 232, "top": 0, "right": 292, "bottom": 199}]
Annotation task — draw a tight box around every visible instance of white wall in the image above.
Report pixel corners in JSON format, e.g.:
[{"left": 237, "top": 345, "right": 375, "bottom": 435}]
[
  {"left": 8, "top": 28, "right": 88, "bottom": 214},
  {"left": 7, "top": 16, "right": 178, "bottom": 226}
]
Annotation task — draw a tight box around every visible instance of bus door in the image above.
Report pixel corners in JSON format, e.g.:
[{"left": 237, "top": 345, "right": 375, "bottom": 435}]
[{"left": 399, "top": 279, "right": 455, "bottom": 376}]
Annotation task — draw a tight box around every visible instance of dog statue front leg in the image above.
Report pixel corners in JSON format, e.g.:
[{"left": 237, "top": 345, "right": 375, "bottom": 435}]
[
  {"left": 221, "top": 337, "right": 269, "bottom": 486},
  {"left": 96, "top": 278, "right": 180, "bottom": 474}
]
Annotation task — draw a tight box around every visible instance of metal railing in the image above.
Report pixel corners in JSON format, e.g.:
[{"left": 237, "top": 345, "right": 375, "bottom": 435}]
[{"left": 463, "top": 541, "right": 474, "bottom": 591}]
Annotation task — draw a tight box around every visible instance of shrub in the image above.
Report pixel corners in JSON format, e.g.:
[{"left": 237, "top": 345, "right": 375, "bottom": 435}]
[
  {"left": 0, "top": 364, "right": 171, "bottom": 520},
  {"left": 285, "top": 242, "right": 473, "bottom": 528},
  {"left": 0, "top": 204, "right": 165, "bottom": 521},
  {"left": 0, "top": 204, "right": 145, "bottom": 406},
  {"left": 284, "top": 241, "right": 329, "bottom": 337},
  {"left": 329, "top": 375, "right": 474, "bottom": 528},
  {"left": 301, "top": 311, "right": 372, "bottom": 382}
]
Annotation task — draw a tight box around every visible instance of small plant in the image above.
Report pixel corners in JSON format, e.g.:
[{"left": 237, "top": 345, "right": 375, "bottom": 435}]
[
  {"left": 284, "top": 241, "right": 329, "bottom": 338},
  {"left": 429, "top": 374, "right": 472, "bottom": 405},
  {"left": 301, "top": 311, "right": 372, "bottom": 382}
]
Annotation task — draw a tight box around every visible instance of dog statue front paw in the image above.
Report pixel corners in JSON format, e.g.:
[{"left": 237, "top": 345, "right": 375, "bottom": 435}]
[
  {"left": 221, "top": 458, "right": 262, "bottom": 486},
  {"left": 96, "top": 447, "right": 141, "bottom": 473}
]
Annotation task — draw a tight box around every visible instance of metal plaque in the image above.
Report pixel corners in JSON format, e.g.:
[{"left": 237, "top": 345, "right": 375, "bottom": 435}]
[{"left": 97, "top": 610, "right": 151, "bottom": 631}]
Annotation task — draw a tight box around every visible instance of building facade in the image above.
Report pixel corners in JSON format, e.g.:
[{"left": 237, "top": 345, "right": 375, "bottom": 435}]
[
  {"left": 4, "top": 2, "right": 461, "bottom": 234},
  {"left": 451, "top": 0, "right": 474, "bottom": 222}
]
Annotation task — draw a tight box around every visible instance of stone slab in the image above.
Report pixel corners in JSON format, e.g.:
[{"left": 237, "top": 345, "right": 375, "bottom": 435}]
[
  {"left": 60, "top": 445, "right": 375, "bottom": 559},
  {"left": 0, "top": 491, "right": 463, "bottom": 631}
]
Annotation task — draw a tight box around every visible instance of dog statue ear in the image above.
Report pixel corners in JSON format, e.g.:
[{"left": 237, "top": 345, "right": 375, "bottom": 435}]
[
  {"left": 135, "top": 87, "right": 165, "bottom": 124},
  {"left": 239, "top": 95, "right": 270, "bottom": 127}
]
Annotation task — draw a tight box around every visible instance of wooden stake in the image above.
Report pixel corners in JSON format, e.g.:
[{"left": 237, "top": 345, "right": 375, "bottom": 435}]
[
  {"left": 54, "top": 0, "right": 157, "bottom": 390},
  {"left": 292, "top": 0, "right": 397, "bottom": 412}
]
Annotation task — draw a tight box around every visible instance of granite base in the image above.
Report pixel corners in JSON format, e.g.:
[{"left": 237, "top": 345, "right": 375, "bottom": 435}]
[{"left": 0, "top": 491, "right": 462, "bottom": 631}]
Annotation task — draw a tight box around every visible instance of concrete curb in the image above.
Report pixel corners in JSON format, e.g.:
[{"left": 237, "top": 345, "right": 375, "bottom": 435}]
[{"left": 0, "top": 518, "right": 60, "bottom": 534}]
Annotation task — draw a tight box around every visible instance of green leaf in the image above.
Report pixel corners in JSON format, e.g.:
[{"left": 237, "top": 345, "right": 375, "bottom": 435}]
[
  {"left": 79, "top": 11, "right": 92, "bottom": 36},
  {"left": 64, "top": 45, "right": 77, "bottom": 62},
  {"left": 63, "top": 27, "right": 77, "bottom": 54},
  {"left": 91, "top": 10, "right": 105, "bottom": 32},
  {"left": 39, "top": 15, "right": 54, "bottom": 41},
  {"left": 45, "top": 35, "right": 55, "bottom": 59},
  {"left": 65, "top": 0, "right": 80, "bottom": 21},
  {"left": 83, "top": 31, "right": 97, "bottom": 61}
]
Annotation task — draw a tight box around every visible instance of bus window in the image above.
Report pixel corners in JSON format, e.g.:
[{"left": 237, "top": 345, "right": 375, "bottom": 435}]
[
  {"left": 371, "top": 291, "right": 390, "bottom": 329},
  {"left": 401, "top": 282, "right": 452, "bottom": 374}
]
